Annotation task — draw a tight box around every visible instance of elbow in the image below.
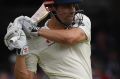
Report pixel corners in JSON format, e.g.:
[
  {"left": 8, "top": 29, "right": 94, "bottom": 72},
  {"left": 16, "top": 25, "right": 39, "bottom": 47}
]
[
  {"left": 64, "top": 33, "right": 86, "bottom": 45},
  {"left": 64, "top": 35, "right": 78, "bottom": 45}
]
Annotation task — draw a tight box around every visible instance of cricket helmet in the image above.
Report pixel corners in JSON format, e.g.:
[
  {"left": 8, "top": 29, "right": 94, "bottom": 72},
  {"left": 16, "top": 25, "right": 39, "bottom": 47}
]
[
  {"left": 44, "top": 0, "right": 81, "bottom": 6},
  {"left": 44, "top": 0, "right": 83, "bottom": 28}
]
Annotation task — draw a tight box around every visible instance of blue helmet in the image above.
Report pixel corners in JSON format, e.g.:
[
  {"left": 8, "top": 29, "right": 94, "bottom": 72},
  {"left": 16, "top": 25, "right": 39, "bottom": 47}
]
[
  {"left": 44, "top": 0, "right": 81, "bottom": 6},
  {"left": 54, "top": 0, "right": 80, "bottom": 4}
]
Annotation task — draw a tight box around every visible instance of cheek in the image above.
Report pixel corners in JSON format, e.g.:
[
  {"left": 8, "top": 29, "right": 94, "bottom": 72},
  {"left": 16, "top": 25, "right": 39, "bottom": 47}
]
[
  {"left": 56, "top": 11, "right": 67, "bottom": 19},
  {"left": 56, "top": 9, "right": 73, "bottom": 21},
  {"left": 58, "top": 14, "right": 67, "bottom": 21}
]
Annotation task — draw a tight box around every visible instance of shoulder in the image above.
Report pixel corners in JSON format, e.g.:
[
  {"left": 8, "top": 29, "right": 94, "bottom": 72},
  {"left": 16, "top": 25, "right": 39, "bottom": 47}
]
[
  {"left": 75, "top": 13, "right": 91, "bottom": 25},
  {"left": 74, "top": 13, "right": 91, "bottom": 41},
  {"left": 75, "top": 13, "right": 91, "bottom": 23},
  {"left": 74, "top": 13, "right": 91, "bottom": 29},
  {"left": 82, "top": 14, "right": 91, "bottom": 27}
]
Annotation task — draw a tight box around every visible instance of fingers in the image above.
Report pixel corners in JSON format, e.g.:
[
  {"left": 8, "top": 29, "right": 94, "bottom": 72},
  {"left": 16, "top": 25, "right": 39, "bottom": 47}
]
[
  {"left": 4, "top": 29, "right": 26, "bottom": 51},
  {"left": 7, "top": 22, "right": 13, "bottom": 31},
  {"left": 4, "top": 28, "right": 21, "bottom": 49},
  {"left": 10, "top": 36, "right": 20, "bottom": 43}
]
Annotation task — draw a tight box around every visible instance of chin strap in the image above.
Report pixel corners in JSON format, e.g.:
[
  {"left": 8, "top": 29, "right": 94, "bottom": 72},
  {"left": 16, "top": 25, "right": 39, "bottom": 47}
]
[{"left": 55, "top": 14, "right": 71, "bottom": 28}]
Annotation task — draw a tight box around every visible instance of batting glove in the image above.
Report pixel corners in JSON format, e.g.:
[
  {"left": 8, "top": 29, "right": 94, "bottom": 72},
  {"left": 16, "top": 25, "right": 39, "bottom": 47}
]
[
  {"left": 13, "top": 16, "right": 40, "bottom": 39},
  {"left": 4, "top": 22, "right": 21, "bottom": 50},
  {"left": 4, "top": 23, "right": 29, "bottom": 55}
]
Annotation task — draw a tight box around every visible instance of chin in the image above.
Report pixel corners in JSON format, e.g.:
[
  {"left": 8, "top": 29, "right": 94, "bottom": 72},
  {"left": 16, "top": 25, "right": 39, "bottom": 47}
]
[
  {"left": 65, "top": 21, "right": 73, "bottom": 25},
  {"left": 63, "top": 18, "right": 73, "bottom": 25},
  {"left": 67, "top": 20, "right": 73, "bottom": 24}
]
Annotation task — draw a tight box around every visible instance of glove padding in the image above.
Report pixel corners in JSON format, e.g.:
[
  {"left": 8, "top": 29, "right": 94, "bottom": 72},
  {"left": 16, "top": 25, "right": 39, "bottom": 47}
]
[
  {"left": 13, "top": 16, "right": 40, "bottom": 38},
  {"left": 7, "top": 16, "right": 24, "bottom": 31},
  {"left": 4, "top": 22, "right": 21, "bottom": 50},
  {"left": 4, "top": 16, "right": 25, "bottom": 49},
  {"left": 4, "top": 23, "right": 29, "bottom": 55},
  {"left": 12, "top": 30, "right": 29, "bottom": 55}
]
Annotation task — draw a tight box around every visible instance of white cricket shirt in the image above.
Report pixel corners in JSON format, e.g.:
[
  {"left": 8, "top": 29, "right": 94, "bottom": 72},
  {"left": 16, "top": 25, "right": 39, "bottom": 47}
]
[{"left": 25, "top": 13, "right": 92, "bottom": 79}]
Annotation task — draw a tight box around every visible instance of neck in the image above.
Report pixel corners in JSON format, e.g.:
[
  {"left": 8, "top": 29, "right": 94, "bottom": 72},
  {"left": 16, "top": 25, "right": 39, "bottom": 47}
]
[{"left": 48, "top": 17, "right": 66, "bottom": 30}]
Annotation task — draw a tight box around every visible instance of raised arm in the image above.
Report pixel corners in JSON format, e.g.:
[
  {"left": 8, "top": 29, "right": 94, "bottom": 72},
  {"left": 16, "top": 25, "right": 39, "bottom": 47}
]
[
  {"left": 38, "top": 28, "right": 87, "bottom": 45},
  {"left": 14, "top": 56, "right": 35, "bottom": 79},
  {"left": 4, "top": 22, "right": 35, "bottom": 79}
]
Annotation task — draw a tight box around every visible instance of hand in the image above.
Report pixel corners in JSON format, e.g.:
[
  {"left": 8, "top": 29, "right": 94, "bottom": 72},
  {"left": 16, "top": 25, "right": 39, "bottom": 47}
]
[
  {"left": 4, "top": 24, "right": 29, "bottom": 55},
  {"left": 13, "top": 16, "right": 40, "bottom": 38},
  {"left": 13, "top": 30, "right": 29, "bottom": 55},
  {"left": 4, "top": 22, "right": 21, "bottom": 50}
]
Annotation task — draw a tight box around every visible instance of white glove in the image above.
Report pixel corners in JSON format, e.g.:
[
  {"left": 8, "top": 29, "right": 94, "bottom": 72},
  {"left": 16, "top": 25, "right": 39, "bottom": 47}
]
[
  {"left": 13, "top": 30, "right": 29, "bottom": 55},
  {"left": 4, "top": 23, "right": 29, "bottom": 55},
  {"left": 4, "top": 22, "right": 21, "bottom": 50},
  {"left": 13, "top": 16, "right": 40, "bottom": 38},
  {"left": 4, "top": 16, "right": 24, "bottom": 47},
  {"left": 8, "top": 16, "right": 24, "bottom": 31}
]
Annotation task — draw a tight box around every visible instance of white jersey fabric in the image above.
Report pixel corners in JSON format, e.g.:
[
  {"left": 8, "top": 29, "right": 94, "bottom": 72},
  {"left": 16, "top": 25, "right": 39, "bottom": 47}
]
[{"left": 25, "top": 13, "right": 92, "bottom": 79}]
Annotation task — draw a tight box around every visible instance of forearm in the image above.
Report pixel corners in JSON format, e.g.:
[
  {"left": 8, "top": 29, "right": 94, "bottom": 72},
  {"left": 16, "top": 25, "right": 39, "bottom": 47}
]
[
  {"left": 38, "top": 29, "right": 70, "bottom": 44},
  {"left": 14, "top": 56, "right": 32, "bottom": 79},
  {"left": 38, "top": 28, "right": 86, "bottom": 45}
]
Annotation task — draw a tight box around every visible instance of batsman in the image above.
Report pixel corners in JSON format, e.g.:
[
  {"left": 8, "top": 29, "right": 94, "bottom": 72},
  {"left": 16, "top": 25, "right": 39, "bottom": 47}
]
[{"left": 4, "top": 0, "right": 92, "bottom": 79}]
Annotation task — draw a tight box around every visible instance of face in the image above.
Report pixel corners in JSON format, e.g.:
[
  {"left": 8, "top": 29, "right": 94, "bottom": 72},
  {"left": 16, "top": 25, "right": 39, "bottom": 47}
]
[{"left": 55, "top": 4, "right": 76, "bottom": 25}]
